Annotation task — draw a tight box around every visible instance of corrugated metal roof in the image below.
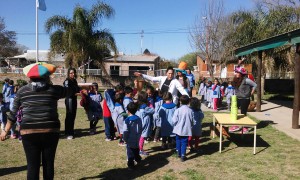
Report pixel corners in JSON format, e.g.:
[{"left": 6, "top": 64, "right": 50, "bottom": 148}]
[
  {"left": 9, "top": 50, "right": 64, "bottom": 62},
  {"left": 104, "top": 55, "right": 159, "bottom": 62}
]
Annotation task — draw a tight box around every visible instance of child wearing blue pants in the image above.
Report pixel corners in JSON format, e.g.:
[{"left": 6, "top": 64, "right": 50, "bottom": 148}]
[
  {"left": 123, "top": 102, "right": 142, "bottom": 170},
  {"left": 172, "top": 95, "right": 196, "bottom": 162}
]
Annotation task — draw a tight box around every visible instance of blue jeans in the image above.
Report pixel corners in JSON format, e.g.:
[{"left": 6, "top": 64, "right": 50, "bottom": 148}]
[
  {"left": 103, "top": 117, "right": 115, "bottom": 139},
  {"left": 176, "top": 135, "right": 188, "bottom": 157},
  {"left": 126, "top": 146, "right": 141, "bottom": 167}
]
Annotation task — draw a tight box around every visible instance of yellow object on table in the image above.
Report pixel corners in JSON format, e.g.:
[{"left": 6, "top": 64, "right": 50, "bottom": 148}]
[{"left": 230, "top": 95, "right": 238, "bottom": 121}]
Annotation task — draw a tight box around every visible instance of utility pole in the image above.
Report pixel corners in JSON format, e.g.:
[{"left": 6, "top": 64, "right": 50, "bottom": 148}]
[
  {"left": 202, "top": 16, "right": 208, "bottom": 59},
  {"left": 140, "top": 30, "right": 144, "bottom": 54}
]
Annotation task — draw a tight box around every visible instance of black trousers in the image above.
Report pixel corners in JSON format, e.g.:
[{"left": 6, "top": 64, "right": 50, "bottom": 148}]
[
  {"left": 189, "top": 87, "right": 193, "bottom": 97},
  {"left": 126, "top": 146, "right": 141, "bottom": 167},
  {"left": 237, "top": 98, "right": 250, "bottom": 115},
  {"left": 65, "top": 98, "right": 77, "bottom": 136},
  {"left": 22, "top": 133, "right": 59, "bottom": 180}
]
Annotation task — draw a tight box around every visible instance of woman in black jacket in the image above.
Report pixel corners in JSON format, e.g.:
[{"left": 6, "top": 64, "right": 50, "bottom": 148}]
[
  {"left": 63, "top": 68, "right": 80, "bottom": 139},
  {"left": 0, "top": 63, "right": 73, "bottom": 180}
]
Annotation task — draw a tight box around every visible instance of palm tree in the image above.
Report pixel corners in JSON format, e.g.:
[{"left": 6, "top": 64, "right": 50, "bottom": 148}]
[{"left": 45, "top": 1, "right": 117, "bottom": 76}]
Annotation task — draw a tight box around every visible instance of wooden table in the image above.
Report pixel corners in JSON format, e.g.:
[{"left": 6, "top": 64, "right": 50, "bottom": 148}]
[{"left": 212, "top": 113, "right": 257, "bottom": 154}]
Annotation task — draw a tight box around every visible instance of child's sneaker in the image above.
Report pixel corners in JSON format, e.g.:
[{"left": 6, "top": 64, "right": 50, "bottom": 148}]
[
  {"left": 153, "top": 138, "right": 159, "bottom": 142},
  {"left": 118, "top": 142, "right": 126, "bottom": 146},
  {"left": 139, "top": 150, "right": 149, "bottom": 156},
  {"left": 229, "top": 126, "right": 241, "bottom": 132},
  {"left": 89, "top": 129, "right": 95, "bottom": 135},
  {"left": 180, "top": 156, "right": 187, "bottom": 162},
  {"left": 128, "top": 166, "right": 134, "bottom": 170},
  {"left": 67, "top": 135, "right": 74, "bottom": 140},
  {"left": 105, "top": 138, "right": 112, "bottom": 141},
  {"left": 161, "top": 143, "right": 167, "bottom": 150}
]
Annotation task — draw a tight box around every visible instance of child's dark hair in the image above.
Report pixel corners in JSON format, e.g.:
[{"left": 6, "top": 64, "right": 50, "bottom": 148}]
[
  {"left": 114, "top": 93, "right": 124, "bottom": 102},
  {"left": 190, "top": 97, "right": 201, "bottom": 110},
  {"left": 146, "top": 85, "right": 155, "bottom": 93},
  {"left": 137, "top": 91, "right": 148, "bottom": 105},
  {"left": 8, "top": 80, "right": 14, "bottom": 85},
  {"left": 127, "top": 102, "right": 138, "bottom": 115},
  {"left": 163, "top": 92, "right": 172, "bottom": 101},
  {"left": 156, "top": 90, "right": 163, "bottom": 98},
  {"left": 115, "top": 84, "right": 124, "bottom": 93},
  {"left": 180, "top": 95, "right": 190, "bottom": 105},
  {"left": 0, "top": 93, "right": 3, "bottom": 99},
  {"left": 124, "top": 86, "right": 133, "bottom": 94}
]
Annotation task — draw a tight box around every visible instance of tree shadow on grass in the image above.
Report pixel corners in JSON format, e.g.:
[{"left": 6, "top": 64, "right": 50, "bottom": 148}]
[
  {"left": 79, "top": 150, "right": 174, "bottom": 180},
  {"left": 0, "top": 165, "right": 27, "bottom": 176}
]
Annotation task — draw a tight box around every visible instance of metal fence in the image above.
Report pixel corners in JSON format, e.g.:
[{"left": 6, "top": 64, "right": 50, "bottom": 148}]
[{"left": 0, "top": 67, "right": 294, "bottom": 79}]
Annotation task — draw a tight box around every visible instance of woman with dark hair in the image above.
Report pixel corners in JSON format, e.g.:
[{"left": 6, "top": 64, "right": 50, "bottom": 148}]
[
  {"left": 229, "top": 67, "right": 257, "bottom": 133},
  {"left": 0, "top": 63, "right": 73, "bottom": 179},
  {"left": 176, "top": 70, "right": 190, "bottom": 107},
  {"left": 134, "top": 66, "right": 188, "bottom": 105},
  {"left": 63, "top": 68, "right": 80, "bottom": 139}
]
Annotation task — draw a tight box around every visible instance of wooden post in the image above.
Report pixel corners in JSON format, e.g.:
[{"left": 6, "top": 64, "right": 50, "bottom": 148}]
[
  {"left": 292, "top": 43, "right": 300, "bottom": 129},
  {"left": 256, "top": 51, "right": 262, "bottom": 112}
]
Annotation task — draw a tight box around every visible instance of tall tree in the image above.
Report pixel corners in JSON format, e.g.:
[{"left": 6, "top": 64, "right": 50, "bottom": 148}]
[
  {"left": 189, "top": 0, "right": 225, "bottom": 79},
  {"left": 0, "top": 17, "right": 18, "bottom": 58},
  {"left": 45, "top": 1, "right": 117, "bottom": 75},
  {"left": 178, "top": 52, "right": 197, "bottom": 69}
]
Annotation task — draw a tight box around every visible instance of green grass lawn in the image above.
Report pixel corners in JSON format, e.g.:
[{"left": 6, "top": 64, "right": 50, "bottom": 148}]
[{"left": 1, "top": 108, "right": 300, "bottom": 180}]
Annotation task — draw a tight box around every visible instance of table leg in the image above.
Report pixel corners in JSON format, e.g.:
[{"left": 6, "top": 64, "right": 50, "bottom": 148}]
[
  {"left": 219, "top": 124, "right": 222, "bottom": 153},
  {"left": 213, "top": 116, "right": 215, "bottom": 138},
  {"left": 254, "top": 125, "right": 257, "bottom": 155}
]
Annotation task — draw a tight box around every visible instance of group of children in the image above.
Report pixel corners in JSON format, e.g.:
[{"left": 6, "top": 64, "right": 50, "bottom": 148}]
[
  {"left": 1, "top": 78, "right": 205, "bottom": 170},
  {"left": 0, "top": 78, "right": 23, "bottom": 141},
  {"left": 82, "top": 82, "right": 205, "bottom": 169},
  {"left": 198, "top": 78, "right": 235, "bottom": 111}
]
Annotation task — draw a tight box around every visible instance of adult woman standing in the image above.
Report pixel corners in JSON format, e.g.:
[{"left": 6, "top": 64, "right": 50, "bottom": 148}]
[
  {"left": 176, "top": 70, "right": 190, "bottom": 94},
  {"left": 175, "top": 70, "right": 190, "bottom": 107},
  {"left": 0, "top": 63, "right": 73, "bottom": 179},
  {"left": 134, "top": 66, "right": 188, "bottom": 105},
  {"left": 229, "top": 67, "right": 257, "bottom": 133},
  {"left": 63, "top": 68, "right": 80, "bottom": 139}
]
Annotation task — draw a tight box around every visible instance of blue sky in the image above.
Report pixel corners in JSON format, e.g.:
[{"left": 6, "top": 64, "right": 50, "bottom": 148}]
[{"left": 0, "top": 0, "right": 255, "bottom": 60}]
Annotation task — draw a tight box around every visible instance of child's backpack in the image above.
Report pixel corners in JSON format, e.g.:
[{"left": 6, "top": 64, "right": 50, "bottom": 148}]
[{"left": 80, "top": 90, "right": 90, "bottom": 111}]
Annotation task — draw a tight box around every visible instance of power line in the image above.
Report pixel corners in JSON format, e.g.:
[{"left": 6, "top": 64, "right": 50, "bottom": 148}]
[{"left": 15, "top": 27, "right": 204, "bottom": 36}]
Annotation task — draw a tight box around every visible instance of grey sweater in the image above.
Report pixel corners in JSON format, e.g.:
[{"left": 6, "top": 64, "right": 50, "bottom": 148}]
[{"left": 172, "top": 105, "right": 196, "bottom": 136}]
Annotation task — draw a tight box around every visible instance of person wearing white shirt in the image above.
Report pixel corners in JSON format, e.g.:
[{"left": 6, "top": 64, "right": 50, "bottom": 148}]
[{"left": 134, "top": 66, "right": 189, "bottom": 104}]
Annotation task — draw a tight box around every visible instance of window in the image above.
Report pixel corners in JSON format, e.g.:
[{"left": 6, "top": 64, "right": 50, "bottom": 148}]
[
  {"left": 207, "top": 64, "right": 216, "bottom": 74},
  {"left": 110, "top": 66, "right": 120, "bottom": 76},
  {"left": 129, "top": 66, "right": 149, "bottom": 76}
]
